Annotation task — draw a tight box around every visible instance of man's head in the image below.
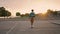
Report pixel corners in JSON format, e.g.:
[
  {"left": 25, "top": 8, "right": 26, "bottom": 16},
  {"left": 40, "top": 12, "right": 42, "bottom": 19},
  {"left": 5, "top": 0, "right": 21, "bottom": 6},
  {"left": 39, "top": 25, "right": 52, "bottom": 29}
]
[{"left": 31, "top": 9, "right": 34, "bottom": 12}]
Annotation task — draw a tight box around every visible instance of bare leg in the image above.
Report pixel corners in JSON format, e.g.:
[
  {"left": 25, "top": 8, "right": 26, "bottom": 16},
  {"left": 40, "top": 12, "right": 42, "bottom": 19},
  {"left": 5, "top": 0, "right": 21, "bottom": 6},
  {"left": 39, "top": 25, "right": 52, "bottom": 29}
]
[{"left": 31, "top": 17, "right": 34, "bottom": 28}]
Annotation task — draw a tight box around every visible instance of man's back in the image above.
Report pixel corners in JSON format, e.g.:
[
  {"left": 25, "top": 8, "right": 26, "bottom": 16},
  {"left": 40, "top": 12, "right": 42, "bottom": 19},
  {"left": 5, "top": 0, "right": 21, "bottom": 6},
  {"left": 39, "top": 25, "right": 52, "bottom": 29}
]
[
  {"left": 29, "top": 9, "right": 35, "bottom": 28},
  {"left": 29, "top": 12, "right": 35, "bottom": 17}
]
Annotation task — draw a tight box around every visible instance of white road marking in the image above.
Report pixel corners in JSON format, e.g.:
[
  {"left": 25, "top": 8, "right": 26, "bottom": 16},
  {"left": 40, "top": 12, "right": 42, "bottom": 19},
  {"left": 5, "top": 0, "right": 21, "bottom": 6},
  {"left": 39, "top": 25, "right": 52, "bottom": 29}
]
[{"left": 6, "top": 21, "right": 18, "bottom": 34}]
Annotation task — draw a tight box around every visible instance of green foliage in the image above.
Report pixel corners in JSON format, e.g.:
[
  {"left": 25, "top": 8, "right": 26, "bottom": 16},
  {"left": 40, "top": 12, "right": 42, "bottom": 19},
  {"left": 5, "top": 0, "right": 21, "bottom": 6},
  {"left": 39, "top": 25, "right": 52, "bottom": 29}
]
[
  {"left": 53, "top": 11, "right": 57, "bottom": 16},
  {"left": 6, "top": 10, "right": 11, "bottom": 17},
  {"left": 0, "top": 7, "right": 11, "bottom": 17},
  {"left": 46, "top": 9, "right": 58, "bottom": 17},
  {"left": 47, "top": 9, "right": 53, "bottom": 14},
  {"left": 24, "top": 13, "right": 29, "bottom": 17},
  {"left": 20, "top": 14, "right": 25, "bottom": 17},
  {"left": 16, "top": 12, "right": 20, "bottom": 16}
]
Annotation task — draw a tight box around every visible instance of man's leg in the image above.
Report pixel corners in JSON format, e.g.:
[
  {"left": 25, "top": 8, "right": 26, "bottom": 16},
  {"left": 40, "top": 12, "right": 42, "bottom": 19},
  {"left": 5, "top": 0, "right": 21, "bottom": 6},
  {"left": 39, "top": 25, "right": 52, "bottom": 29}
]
[{"left": 31, "top": 18, "right": 34, "bottom": 28}]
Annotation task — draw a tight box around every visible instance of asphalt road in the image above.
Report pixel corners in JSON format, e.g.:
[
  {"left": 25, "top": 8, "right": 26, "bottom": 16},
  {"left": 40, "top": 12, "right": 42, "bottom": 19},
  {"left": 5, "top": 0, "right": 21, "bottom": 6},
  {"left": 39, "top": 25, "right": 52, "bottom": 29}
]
[{"left": 0, "top": 20, "right": 60, "bottom": 34}]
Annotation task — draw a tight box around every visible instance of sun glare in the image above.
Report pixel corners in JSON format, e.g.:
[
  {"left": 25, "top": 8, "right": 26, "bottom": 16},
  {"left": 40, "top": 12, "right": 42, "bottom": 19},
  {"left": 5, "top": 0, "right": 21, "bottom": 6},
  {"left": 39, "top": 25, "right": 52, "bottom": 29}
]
[{"left": 2, "top": 0, "right": 60, "bottom": 17}]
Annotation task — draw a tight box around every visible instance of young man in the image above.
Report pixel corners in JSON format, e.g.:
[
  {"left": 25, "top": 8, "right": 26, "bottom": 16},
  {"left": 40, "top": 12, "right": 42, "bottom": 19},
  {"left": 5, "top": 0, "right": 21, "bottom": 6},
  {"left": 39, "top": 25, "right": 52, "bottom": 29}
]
[{"left": 29, "top": 9, "right": 35, "bottom": 28}]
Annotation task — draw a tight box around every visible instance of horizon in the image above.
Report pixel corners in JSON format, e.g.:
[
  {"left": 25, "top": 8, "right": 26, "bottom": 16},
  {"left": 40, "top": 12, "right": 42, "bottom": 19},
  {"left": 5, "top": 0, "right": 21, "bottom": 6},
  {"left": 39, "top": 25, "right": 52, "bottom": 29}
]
[{"left": 0, "top": 0, "right": 60, "bottom": 17}]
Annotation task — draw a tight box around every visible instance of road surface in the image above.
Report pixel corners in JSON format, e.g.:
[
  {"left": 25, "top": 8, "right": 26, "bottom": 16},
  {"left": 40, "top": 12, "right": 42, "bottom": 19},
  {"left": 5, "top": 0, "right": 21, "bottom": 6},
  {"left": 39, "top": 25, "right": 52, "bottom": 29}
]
[{"left": 0, "top": 20, "right": 60, "bottom": 34}]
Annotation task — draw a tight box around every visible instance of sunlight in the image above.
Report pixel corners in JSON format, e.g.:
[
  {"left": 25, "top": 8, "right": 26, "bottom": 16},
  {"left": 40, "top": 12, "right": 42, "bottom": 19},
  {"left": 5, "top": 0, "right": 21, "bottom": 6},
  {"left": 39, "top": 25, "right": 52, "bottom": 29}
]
[
  {"left": 1, "top": 0, "right": 60, "bottom": 17},
  {"left": 41, "top": 12, "right": 47, "bottom": 14}
]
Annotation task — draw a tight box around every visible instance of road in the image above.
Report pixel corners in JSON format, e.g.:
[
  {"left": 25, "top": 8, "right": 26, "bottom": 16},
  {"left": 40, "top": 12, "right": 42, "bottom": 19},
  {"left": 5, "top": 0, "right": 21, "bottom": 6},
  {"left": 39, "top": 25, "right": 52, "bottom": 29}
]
[{"left": 0, "top": 20, "right": 60, "bottom": 34}]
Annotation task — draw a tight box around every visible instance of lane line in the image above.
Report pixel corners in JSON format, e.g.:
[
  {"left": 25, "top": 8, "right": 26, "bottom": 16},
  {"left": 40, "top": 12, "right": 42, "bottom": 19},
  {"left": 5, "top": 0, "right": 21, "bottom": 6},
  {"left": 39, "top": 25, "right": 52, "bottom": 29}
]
[{"left": 6, "top": 21, "right": 18, "bottom": 34}]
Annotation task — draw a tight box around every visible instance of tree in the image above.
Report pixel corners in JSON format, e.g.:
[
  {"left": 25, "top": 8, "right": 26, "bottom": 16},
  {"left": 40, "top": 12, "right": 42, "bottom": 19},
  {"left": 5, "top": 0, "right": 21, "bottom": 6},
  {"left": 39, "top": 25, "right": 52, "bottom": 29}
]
[
  {"left": 16, "top": 12, "right": 20, "bottom": 16},
  {"left": 47, "top": 9, "right": 53, "bottom": 14},
  {"left": 0, "top": 7, "right": 11, "bottom": 18},
  {"left": 47, "top": 9, "right": 54, "bottom": 17},
  {"left": 0, "top": 7, "right": 5, "bottom": 17},
  {"left": 20, "top": 14, "right": 25, "bottom": 17},
  {"left": 6, "top": 10, "right": 11, "bottom": 17},
  {"left": 53, "top": 11, "right": 57, "bottom": 16},
  {"left": 25, "top": 13, "right": 29, "bottom": 17}
]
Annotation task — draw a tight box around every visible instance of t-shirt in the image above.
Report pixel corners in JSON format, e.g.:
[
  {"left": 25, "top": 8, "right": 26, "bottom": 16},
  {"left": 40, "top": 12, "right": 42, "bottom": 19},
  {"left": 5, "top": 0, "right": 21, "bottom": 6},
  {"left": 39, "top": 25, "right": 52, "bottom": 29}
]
[{"left": 29, "top": 12, "right": 35, "bottom": 17}]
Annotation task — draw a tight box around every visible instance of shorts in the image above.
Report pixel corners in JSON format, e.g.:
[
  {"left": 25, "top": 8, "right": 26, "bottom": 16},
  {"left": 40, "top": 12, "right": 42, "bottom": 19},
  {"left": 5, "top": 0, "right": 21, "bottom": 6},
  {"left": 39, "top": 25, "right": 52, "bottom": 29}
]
[{"left": 30, "top": 17, "right": 34, "bottom": 23}]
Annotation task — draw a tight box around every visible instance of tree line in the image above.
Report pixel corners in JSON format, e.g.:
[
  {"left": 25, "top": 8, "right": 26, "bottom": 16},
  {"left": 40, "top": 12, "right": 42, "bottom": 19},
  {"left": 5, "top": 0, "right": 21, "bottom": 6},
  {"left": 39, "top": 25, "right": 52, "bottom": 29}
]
[
  {"left": 0, "top": 7, "right": 60, "bottom": 18},
  {"left": 46, "top": 9, "right": 60, "bottom": 17},
  {"left": 16, "top": 9, "right": 60, "bottom": 17}
]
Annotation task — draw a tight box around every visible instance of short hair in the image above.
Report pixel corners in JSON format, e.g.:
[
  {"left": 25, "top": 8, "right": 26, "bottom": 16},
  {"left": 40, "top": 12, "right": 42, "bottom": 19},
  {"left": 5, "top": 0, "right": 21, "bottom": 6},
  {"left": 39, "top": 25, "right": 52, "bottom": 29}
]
[{"left": 31, "top": 9, "right": 34, "bottom": 12}]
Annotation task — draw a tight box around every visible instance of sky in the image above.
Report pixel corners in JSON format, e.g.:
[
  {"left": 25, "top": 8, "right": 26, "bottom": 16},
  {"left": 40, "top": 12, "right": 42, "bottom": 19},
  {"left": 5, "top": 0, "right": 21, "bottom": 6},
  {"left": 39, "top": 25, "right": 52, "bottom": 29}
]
[{"left": 0, "top": 0, "right": 60, "bottom": 17}]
